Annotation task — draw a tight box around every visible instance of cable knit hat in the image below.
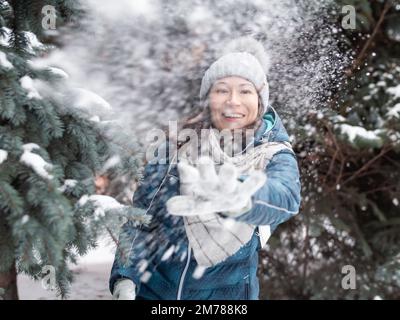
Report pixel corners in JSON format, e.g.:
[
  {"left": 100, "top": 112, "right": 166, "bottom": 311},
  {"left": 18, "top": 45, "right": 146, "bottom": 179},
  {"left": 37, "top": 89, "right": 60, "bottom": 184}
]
[{"left": 200, "top": 36, "right": 270, "bottom": 113}]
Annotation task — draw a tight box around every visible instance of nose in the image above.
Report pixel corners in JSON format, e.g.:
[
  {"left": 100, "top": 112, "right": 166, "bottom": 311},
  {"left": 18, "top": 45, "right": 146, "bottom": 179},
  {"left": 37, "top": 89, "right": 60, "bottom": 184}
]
[{"left": 227, "top": 90, "right": 241, "bottom": 106}]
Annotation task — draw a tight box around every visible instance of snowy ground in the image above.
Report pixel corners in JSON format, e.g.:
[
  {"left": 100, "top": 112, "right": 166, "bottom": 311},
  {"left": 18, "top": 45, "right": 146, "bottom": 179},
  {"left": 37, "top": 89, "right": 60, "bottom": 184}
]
[{"left": 17, "top": 238, "right": 115, "bottom": 300}]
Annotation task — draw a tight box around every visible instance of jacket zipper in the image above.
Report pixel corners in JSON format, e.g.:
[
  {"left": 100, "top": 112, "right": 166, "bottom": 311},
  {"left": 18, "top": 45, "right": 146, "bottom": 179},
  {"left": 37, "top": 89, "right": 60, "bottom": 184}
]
[{"left": 177, "top": 243, "right": 191, "bottom": 300}]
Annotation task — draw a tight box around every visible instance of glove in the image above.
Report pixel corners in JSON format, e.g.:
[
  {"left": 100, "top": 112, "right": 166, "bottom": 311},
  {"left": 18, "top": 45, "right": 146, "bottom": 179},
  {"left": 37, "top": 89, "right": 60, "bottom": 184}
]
[
  {"left": 112, "top": 278, "right": 136, "bottom": 300},
  {"left": 166, "top": 156, "right": 266, "bottom": 217}
]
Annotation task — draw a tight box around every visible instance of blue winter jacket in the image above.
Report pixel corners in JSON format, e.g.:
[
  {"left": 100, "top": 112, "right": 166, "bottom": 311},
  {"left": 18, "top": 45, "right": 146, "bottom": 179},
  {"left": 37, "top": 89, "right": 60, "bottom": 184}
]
[{"left": 109, "top": 107, "right": 301, "bottom": 300}]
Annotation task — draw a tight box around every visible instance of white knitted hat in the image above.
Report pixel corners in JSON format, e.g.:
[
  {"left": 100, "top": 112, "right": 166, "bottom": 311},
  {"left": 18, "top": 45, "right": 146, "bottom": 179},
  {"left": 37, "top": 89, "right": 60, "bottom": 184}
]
[{"left": 200, "top": 37, "right": 270, "bottom": 112}]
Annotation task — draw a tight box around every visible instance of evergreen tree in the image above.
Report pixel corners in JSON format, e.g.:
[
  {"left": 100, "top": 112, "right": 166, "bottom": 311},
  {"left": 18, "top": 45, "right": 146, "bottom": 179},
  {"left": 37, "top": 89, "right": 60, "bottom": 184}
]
[
  {"left": 0, "top": 0, "right": 145, "bottom": 299},
  {"left": 3, "top": 0, "right": 398, "bottom": 300},
  {"left": 263, "top": 0, "right": 400, "bottom": 299}
]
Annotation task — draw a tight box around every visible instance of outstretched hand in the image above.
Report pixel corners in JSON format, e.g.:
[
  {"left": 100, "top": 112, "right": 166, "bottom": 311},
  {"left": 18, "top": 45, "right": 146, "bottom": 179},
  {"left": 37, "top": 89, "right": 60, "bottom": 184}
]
[{"left": 166, "top": 157, "right": 266, "bottom": 217}]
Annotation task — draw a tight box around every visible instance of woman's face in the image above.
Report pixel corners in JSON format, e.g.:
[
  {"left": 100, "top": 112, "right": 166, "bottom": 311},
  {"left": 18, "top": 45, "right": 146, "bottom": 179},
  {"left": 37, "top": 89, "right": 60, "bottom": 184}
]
[{"left": 208, "top": 76, "right": 259, "bottom": 131}]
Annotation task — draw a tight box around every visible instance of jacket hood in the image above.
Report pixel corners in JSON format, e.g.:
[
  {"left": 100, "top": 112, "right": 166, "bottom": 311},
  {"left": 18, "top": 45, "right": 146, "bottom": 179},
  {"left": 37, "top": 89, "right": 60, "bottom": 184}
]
[{"left": 254, "top": 105, "right": 291, "bottom": 145}]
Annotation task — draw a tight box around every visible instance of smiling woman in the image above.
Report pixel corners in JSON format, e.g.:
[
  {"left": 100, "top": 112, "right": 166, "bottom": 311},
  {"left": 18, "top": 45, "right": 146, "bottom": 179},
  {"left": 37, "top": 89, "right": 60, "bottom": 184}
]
[
  {"left": 109, "top": 36, "right": 301, "bottom": 300},
  {"left": 209, "top": 77, "right": 260, "bottom": 131}
]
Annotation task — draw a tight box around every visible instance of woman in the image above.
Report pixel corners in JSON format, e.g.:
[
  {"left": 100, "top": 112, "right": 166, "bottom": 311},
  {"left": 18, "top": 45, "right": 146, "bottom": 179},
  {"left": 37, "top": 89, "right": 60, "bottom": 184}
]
[{"left": 109, "top": 37, "right": 301, "bottom": 300}]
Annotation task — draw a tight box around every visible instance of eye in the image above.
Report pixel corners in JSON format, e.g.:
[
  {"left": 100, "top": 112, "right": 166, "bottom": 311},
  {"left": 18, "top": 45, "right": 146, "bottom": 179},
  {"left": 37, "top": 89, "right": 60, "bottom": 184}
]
[
  {"left": 216, "top": 89, "right": 228, "bottom": 94},
  {"left": 241, "top": 89, "right": 253, "bottom": 94}
]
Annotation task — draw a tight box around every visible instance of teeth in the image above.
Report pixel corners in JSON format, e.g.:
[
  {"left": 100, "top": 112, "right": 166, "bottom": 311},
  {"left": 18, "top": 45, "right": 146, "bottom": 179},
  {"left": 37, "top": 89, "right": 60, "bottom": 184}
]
[{"left": 223, "top": 113, "right": 244, "bottom": 118}]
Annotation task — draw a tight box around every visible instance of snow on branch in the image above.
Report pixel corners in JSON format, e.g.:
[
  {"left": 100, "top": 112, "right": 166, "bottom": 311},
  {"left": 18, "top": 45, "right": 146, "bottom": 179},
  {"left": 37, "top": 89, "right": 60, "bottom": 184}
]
[
  {"left": 387, "top": 85, "right": 400, "bottom": 99},
  {"left": 58, "top": 179, "right": 78, "bottom": 193},
  {"left": 0, "top": 26, "right": 11, "bottom": 47},
  {"left": 23, "top": 31, "right": 46, "bottom": 54},
  {"left": 20, "top": 143, "right": 53, "bottom": 180},
  {"left": 47, "top": 67, "right": 69, "bottom": 79},
  {"left": 0, "top": 51, "right": 13, "bottom": 69},
  {"left": 336, "top": 123, "right": 384, "bottom": 147},
  {"left": 77, "top": 194, "right": 150, "bottom": 225},
  {"left": 20, "top": 75, "right": 42, "bottom": 100},
  {"left": 67, "top": 88, "right": 112, "bottom": 117},
  {"left": 0, "top": 149, "right": 8, "bottom": 164},
  {"left": 386, "top": 103, "right": 400, "bottom": 119}
]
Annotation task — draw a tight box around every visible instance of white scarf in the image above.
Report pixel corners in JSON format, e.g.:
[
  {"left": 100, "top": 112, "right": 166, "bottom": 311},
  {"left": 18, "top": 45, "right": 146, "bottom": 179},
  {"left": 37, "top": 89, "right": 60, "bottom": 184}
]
[{"left": 178, "top": 129, "right": 293, "bottom": 267}]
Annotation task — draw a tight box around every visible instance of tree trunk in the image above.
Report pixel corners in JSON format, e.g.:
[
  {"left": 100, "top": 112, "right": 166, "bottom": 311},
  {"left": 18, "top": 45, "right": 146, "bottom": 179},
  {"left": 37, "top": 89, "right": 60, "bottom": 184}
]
[{"left": 0, "top": 261, "right": 19, "bottom": 300}]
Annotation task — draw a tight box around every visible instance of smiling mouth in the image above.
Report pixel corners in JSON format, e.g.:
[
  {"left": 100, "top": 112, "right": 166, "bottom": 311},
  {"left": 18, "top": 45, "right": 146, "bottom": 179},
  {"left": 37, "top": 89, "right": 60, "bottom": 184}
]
[{"left": 222, "top": 112, "right": 245, "bottom": 119}]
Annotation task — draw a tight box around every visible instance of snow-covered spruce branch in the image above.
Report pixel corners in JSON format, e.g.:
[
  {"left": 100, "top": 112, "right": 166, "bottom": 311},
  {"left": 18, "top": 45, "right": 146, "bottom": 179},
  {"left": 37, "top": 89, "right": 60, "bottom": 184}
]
[{"left": 76, "top": 195, "right": 151, "bottom": 245}]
